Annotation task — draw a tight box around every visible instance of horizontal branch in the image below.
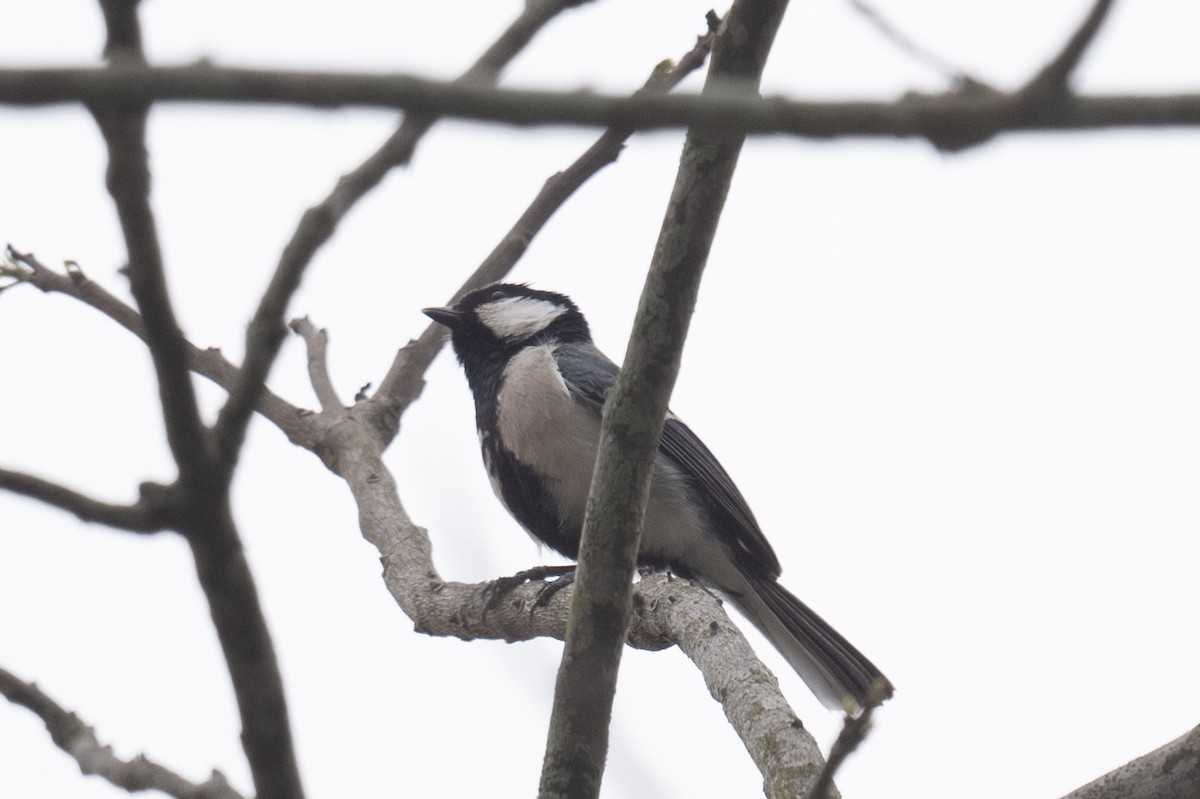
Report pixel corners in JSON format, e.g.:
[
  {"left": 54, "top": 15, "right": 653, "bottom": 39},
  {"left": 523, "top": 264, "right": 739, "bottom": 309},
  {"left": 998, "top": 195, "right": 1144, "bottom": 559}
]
[
  {"left": 0, "top": 468, "right": 172, "bottom": 533},
  {"left": 2, "top": 65, "right": 1198, "bottom": 150}
]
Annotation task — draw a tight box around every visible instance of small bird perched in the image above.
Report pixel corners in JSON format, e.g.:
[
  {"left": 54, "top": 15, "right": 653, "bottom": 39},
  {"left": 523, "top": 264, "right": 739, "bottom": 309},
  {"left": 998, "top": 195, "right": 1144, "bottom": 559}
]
[{"left": 424, "top": 283, "right": 892, "bottom": 713}]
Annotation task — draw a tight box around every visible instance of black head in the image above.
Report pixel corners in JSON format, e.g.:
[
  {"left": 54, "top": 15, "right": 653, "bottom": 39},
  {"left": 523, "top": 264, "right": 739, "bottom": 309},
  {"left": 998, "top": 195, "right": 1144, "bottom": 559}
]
[{"left": 423, "top": 283, "right": 592, "bottom": 383}]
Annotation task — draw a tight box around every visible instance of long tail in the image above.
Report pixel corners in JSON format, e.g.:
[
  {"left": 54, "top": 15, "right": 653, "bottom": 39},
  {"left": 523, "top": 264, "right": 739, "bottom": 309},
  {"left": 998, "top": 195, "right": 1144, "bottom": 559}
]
[{"left": 724, "top": 569, "right": 893, "bottom": 714}]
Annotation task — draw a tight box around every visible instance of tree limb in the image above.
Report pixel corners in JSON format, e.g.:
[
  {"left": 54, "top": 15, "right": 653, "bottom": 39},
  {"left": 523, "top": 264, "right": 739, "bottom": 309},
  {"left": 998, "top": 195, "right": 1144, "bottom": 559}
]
[
  {"left": 1058, "top": 724, "right": 1200, "bottom": 799},
  {"left": 0, "top": 664, "right": 245, "bottom": 799},
  {"left": 91, "top": 1, "right": 215, "bottom": 496},
  {"left": 847, "top": 0, "right": 975, "bottom": 86},
  {"left": 0, "top": 468, "right": 171, "bottom": 533},
  {"left": 4, "top": 66, "right": 1198, "bottom": 152},
  {"left": 537, "top": 2, "right": 804, "bottom": 798}
]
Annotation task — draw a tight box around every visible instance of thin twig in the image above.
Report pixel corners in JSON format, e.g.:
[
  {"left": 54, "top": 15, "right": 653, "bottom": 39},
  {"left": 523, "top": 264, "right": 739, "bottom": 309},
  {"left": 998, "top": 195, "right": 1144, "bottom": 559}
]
[
  {"left": 0, "top": 665, "right": 245, "bottom": 799},
  {"left": 289, "top": 317, "right": 342, "bottom": 411},
  {"left": 806, "top": 696, "right": 879, "bottom": 799},
  {"left": 846, "top": 0, "right": 977, "bottom": 87}
]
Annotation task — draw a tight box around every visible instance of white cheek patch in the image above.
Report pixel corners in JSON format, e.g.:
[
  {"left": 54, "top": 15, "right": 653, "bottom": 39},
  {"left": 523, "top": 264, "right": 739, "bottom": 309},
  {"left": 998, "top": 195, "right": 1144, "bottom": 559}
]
[{"left": 477, "top": 296, "right": 568, "bottom": 341}]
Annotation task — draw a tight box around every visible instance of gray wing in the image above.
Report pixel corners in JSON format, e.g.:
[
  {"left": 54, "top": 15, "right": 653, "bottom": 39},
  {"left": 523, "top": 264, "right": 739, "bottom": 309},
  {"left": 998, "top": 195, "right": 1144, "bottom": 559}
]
[{"left": 553, "top": 342, "right": 782, "bottom": 577}]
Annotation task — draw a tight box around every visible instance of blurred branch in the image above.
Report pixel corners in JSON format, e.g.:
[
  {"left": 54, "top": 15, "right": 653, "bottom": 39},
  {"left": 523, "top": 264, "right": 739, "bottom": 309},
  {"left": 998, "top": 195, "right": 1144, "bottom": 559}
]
[
  {"left": 210, "top": 0, "right": 593, "bottom": 473},
  {"left": 375, "top": 16, "right": 719, "bottom": 412},
  {"left": 0, "top": 468, "right": 171, "bottom": 533},
  {"left": 807, "top": 699, "right": 878, "bottom": 799},
  {"left": 847, "top": 0, "right": 976, "bottom": 87},
  {"left": 1022, "top": 0, "right": 1117, "bottom": 96},
  {"left": 0, "top": 664, "right": 245, "bottom": 799},
  {"left": 91, "top": 1, "right": 213, "bottom": 493},
  {"left": 4, "top": 67, "right": 1199, "bottom": 152},
  {"left": 77, "top": 4, "right": 305, "bottom": 796},
  {"left": 1058, "top": 724, "right": 1200, "bottom": 799}
]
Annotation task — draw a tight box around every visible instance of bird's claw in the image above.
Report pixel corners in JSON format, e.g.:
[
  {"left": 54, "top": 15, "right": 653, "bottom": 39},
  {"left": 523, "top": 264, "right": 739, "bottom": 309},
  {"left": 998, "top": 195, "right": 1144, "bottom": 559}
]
[{"left": 483, "top": 565, "right": 577, "bottom": 614}]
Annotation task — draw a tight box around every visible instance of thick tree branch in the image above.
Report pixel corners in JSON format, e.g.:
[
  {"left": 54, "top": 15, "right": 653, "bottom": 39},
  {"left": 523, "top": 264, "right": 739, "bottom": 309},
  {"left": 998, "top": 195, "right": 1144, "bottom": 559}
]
[
  {"left": 4, "top": 66, "right": 1199, "bottom": 151},
  {"left": 209, "top": 0, "right": 592, "bottom": 475},
  {"left": 1058, "top": 724, "right": 1200, "bottom": 799},
  {"left": 0, "top": 468, "right": 171, "bottom": 533},
  {"left": 0, "top": 665, "right": 244, "bottom": 799},
  {"left": 537, "top": 3, "right": 802, "bottom": 798}
]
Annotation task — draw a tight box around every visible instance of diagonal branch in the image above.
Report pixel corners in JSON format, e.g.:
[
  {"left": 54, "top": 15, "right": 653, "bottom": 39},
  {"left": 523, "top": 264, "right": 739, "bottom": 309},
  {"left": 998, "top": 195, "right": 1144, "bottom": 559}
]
[
  {"left": 209, "top": 0, "right": 594, "bottom": 476},
  {"left": 1058, "top": 724, "right": 1200, "bottom": 799},
  {"left": 538, "top": 2, "right": 803, "bottom": 797},
  {"left": 847, "top": 0, "right": 977, "bottom": 87},
  {"left": 375, "top": 17, "right": 719, "bottom": 414},
  {"left": 0, "top": 468, "right": 171, "bottom": 533},
  {"left": 0, "top": 664, "right": 245, "bottom": 799},
  {"left": 1022, "top": 0, "right": 1118, "bottom": 96}
]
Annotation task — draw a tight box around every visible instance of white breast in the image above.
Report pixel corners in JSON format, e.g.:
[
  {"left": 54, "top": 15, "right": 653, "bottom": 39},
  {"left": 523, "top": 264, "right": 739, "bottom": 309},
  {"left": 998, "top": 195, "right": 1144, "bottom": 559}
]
[
  {"left": 495, "top": 344, "right": 740, "bottom": 589},
  {"left": 496, "top": 345, "right": 600, "bottom": 528}
]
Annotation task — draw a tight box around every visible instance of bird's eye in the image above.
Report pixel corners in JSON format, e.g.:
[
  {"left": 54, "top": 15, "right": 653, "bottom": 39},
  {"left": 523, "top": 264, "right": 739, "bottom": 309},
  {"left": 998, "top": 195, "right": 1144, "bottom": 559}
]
[{"left": 490, "top": 290, "right": 506, "bottom": 301}]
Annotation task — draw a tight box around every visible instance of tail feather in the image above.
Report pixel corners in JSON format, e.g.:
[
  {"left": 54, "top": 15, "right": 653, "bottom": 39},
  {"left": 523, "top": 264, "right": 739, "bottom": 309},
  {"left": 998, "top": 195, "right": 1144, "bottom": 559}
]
[{"left": 725, "top": 569, "right": 893, "bottom": 714}]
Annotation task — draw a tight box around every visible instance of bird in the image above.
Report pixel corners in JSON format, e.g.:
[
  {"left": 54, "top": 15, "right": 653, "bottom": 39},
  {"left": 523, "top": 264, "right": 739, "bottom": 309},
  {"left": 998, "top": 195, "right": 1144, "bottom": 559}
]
[{"left": 424, "top": 283, "right": 892, "bottom": 713}]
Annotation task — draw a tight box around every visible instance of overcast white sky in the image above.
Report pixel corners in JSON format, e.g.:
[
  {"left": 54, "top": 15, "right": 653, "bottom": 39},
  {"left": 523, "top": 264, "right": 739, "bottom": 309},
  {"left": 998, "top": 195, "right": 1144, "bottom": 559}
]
[{"left": 2, "top": 1, "right": 1199, "bottom": 798}]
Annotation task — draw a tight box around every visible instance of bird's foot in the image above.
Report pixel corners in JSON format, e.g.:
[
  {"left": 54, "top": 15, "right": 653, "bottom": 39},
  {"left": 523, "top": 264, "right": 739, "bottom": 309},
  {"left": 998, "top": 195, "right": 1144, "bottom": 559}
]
[{"left": 484, "top": 564, "right": 577, "bottom": 614}]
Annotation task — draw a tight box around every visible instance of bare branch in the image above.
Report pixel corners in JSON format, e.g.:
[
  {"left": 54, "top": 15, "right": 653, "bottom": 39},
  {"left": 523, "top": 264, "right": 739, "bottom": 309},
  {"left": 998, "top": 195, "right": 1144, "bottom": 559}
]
[
  {"left": 1058, "top": 724, "right": 1200, "bottom": 799},
  {"left": 0, "top": 468, "right": 171, "bottom": 533},
  {"left": 91, "top": 2, "right": 215, "bottom": 494},
  {"left": 375, "top": 20, "right": 719, "bottom": 411},
  {"left": 1023, "top": 0, "right": 1118, "bottom": 96},
  {"left": 5, "top": 248, "right": 311, "bottom": 445},
  {"left": 847, "top": 0, "right": 977, "bottom": 87},
  {"left": 209, "top": 0, "right": 592, "bottom": 476},
  {"left": 0, "top": 664, "right": 245, "bottom": 799},
  {"left": 634, "top": 575, "right": 837, "bottom": 799},
  {"left": 807, "top": 698, "right": 879, "bottom": 799},
  {"left": 3, "top": 65, "right": 1197, "bottom": 151},
  {"left": 289, "top": 317, "right": 343, "bottom": 411},
  {"left": 539, "top": 1, "right": 795, "bottom": 796}
]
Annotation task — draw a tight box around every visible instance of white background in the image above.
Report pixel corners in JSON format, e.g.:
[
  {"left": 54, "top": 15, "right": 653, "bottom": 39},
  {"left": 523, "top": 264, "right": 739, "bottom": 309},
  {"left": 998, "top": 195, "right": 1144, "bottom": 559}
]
[{"left": 2, "top": 1, "right": 1198, "bottom": 797}]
